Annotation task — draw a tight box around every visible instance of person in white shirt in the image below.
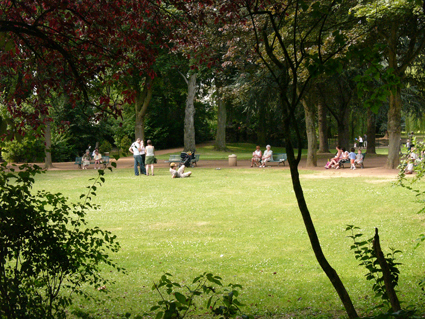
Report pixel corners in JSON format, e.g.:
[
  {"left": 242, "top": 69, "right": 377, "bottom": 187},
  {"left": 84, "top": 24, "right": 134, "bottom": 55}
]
[
  {"left": 93, "top": 149, "right": 102, "bottom": 169},
  {"left": 169, "top": 162, "right": 192, "bottom": 178},
  {"left": 129, "top": 138, "right": 146, "bottom": 176},
  {"left": 260, "top": 145, "right": 273, "bottom": 168},
  {"left": 251, "top": 145, "right": 262, "bottom": 167}
]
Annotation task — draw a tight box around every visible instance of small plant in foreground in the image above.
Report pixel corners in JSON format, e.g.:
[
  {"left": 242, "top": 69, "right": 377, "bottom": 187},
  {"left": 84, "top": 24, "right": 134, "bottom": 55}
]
[
  {"left": 148, "top": 272, "right": 252, "bottom": 319},
  {"left": 0, "top": 161, "right": 121, "bottom": 319}
]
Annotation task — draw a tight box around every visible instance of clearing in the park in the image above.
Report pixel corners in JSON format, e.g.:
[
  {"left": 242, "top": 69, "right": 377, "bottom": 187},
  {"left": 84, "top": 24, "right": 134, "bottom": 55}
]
[{"left": 31, "top": 163, "right": 424, "bottom": 318}]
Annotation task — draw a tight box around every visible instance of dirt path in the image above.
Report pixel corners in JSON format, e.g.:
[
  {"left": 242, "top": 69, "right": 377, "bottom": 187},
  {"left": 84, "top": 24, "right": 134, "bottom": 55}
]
[{"left": 38, "top": 147, "right": 399, "bottom": 179}]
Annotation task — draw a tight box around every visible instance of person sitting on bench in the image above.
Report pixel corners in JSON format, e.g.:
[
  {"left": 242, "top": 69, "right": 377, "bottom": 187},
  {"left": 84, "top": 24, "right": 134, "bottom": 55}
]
[
  {"left": 170, "top": 162, "right": 192, "bottom": 178},
  {"left": 260, "top": 145, "right": 272, "bottom": 168}
]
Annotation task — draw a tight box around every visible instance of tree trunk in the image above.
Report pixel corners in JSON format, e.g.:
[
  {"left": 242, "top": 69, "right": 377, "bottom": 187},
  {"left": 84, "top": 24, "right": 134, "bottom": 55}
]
[
  {"left": 184, "top": 73, "right": 197, "bottom": 152},
  {"left": 257, "top": 101, "right": 266, "bottom": 145},
  {"left": 337, "top": 107, "right": 350, "bottom": 150},
  {"left": 301, "top": 98, "right": 317, "bottom": 167},
  {"left": 366, "top": 108, "right": 376, "bottom": 154},
  {"left": 135, "top": 76, "right": 154, "bottom": 142},
  {"left": 318, "top": 99, "right": 329, "bottom": 153},
  {"left": 386, "top": 86, "right": 402, "bottom": 168},
  {"left": 44, "top": 121, "right": 53, "bottom": 169},
  {"left": 281, "top": 97, "right": 358, "bottom": 319},
  {"left": 214, "top": 86, "right": 227, "bottom": 151}
]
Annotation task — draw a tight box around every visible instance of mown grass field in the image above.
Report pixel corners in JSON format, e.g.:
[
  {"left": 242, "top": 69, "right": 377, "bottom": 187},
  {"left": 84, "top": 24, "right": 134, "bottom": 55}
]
[{"left": 31, "top": 166, "right": 425, "bottom": 318}]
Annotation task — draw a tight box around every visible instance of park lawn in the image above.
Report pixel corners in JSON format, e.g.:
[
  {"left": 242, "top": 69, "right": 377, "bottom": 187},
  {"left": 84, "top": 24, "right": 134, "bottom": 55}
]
[{"left": 31, "top": 167, "right": 424, "bottom": 318}]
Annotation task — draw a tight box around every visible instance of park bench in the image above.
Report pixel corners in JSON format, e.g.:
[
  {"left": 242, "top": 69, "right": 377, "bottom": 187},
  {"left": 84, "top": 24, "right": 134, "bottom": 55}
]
[
  {"left": 75, "top": 156, "right": 110, "bottom": 169},
  {"left": 264, "top": 153, "right": 287, "bottom": 166},
  {"left": 339, "top": 153, "right": 366, "bottom": 169},
  {"left": 165, "top": 154, "right": 200, "bottom": 167}
]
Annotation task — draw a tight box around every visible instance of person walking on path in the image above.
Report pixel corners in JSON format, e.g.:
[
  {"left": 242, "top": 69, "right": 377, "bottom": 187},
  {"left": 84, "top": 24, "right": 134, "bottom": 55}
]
[
  {"left": 145, "top": 140, "right": 155, "bottom": 176},
  {"left": 129, "top": 138, "right": 146, "bottom": 176}
]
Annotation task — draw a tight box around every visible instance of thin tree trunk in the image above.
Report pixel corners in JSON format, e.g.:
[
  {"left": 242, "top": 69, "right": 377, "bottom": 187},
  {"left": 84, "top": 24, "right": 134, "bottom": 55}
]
[
  {"left": 282, "top": 97, "right": 358, "bottom": 319},
  {"left": 184, "top": 73, "right": 197, "bottom": 152},
  {"left": 257, "top": 101, "right": 266, "bottom": 145},
  {"left": 44, "top": 121, "right": 53, "bottom": 169},
  {"left": 366, "top": 108, "right": 376, "bottom": 154},
  {"left": 318, "top": 99, "right": 329, "bottom": 153},
  {"left": 214, "top": 86, "right": 227, "bottom": 151},
  {"left": 301, "top": 98, "right": 317, "bottom": 167},
  {"left": 135, "top": 76, "right": 154, "bottom": 141},
  {"left": 337, "top": 106, "right": 350, "bottom": 150}
]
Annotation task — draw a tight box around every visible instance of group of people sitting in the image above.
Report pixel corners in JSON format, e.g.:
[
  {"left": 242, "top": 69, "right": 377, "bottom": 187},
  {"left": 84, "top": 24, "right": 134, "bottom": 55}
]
[
  {"left": 325, "top": 146, "right": 363, "bottom": 170},
  {"left": 82, "top": 148, "right": 103, "bottom": 169},
  {"left": 251, "top": 145, "right": 273, "bottom": 167}
]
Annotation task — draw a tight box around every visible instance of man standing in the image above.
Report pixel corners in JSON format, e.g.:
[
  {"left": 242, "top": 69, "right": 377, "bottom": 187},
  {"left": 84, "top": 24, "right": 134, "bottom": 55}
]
[{"left": 129, "top": 138, "right": 146, "bottom": 176}]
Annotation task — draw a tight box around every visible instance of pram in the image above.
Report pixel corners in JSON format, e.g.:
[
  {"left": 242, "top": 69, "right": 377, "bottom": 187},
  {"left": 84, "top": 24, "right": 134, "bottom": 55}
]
[{"left": 179, "top": 151, "right": 195, "bottom": 168}]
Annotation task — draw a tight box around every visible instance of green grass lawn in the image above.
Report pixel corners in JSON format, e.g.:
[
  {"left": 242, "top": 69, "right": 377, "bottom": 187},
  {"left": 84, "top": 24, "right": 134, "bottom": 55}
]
[{"left": 31, "top": 167, "right": 425, "bottom": 318}]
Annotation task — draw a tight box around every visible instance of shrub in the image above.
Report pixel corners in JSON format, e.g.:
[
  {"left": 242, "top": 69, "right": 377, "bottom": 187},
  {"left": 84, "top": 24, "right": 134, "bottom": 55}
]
[
  {"left": 0, "top": 163, "right": 122, "bottom": 319},
  {"left": 120, "top": 135, "right": 132, "bottom": 156},
  {"left": 1, "top": 136, "right": 44, "bottom": 163},
  {"left": 99, "top": 140, "right": 112, "bottom": 154}
]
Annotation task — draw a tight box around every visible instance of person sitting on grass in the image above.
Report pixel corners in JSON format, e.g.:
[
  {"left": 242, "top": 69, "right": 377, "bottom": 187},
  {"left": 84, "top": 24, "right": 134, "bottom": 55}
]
[
  {"left": 348, "top": 148, "right": 356, "bottom": 170},
  {"left": 93, "top": 149, "right": 102, "bottom": 169},
  {"left": 355, "top": 149, "right": 363, "bottom": 166},
  {"left": 251, "top": 145, "right": 262, "bottom": 167},
  {"left": 82, "top": 150, "right": 91, "bottom": 170},
  {"left": 170, "top": 162, "right": 192, "bottom": 178},
  {"left": 260, "top": 145, "right": 273, "bottom": 168}
]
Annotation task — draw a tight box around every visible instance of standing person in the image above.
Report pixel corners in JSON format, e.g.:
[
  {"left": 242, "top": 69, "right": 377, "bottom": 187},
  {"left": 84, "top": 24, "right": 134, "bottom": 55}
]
[
  {"left": 93, "top": 149, "right": 102, "bottom": 169},
  {"left": 358, "top": 136, "right": 363, "bottom": 149},
  {"left": 169, "top": 162, "right": 192, "bottom": 178},
  {"left": 363, "top": 134, "right": 367, "bottom": 148},
  {"left": 348, "top": 148, "right": 357, "bottom": 170},
  {"left": 82, "top": 150, "right": 91, "bottom": 170},
  {"left": 145, "top": 140, "right": 155, "bottom": 176},
  {"left": 129, "top": 138, "right": 146, "bottom": 176}
]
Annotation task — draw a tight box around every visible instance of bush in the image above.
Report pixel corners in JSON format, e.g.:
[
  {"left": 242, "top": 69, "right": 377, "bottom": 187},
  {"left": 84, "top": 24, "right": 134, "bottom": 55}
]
[
  {"left": 1, "top": 136, "right": 45, "bottom": 163},
  {"left": 99, "top": 140, "right": 112, "bottom": 154},
  {"left": 0, "top": 163, "right": 122, "bottom": 319},
  {"left": 51, "top": 131, "right": 76, "bottom": 162},
  {"left": 120, "top": 136, "right": 132, "bottom": 156}
]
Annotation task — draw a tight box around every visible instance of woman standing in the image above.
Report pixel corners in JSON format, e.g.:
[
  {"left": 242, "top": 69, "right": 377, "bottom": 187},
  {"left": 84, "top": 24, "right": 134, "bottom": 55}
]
[{"left": 145, "top": 140, "right": 155, "bottom": 176}]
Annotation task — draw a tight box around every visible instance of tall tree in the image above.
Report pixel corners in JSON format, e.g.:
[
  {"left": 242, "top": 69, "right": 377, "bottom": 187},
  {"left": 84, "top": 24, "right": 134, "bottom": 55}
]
[
  {"left": 180, "top": 72, "right": 197, "bottom": 152},
  {"left": 352, "top": 1, "right": 425, "bottom": 168}
]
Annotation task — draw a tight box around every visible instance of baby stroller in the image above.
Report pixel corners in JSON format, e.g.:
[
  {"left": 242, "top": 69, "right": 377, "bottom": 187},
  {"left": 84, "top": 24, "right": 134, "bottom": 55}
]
[{"left": 179, "top": 151, "right": 195, "bottom": 167}]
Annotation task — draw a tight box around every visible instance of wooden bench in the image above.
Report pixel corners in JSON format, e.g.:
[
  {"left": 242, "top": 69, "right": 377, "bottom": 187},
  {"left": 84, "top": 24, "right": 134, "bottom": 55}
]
[
  {"left": 267, "top": 153, "right": 287, "bottom": 166},
  {"left": 75, "top": 156, "right": 110, "bottom": 169}
]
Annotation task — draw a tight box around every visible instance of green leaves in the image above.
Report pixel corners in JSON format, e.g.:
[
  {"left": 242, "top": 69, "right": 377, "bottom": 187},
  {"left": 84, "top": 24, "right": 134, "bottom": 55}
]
[
  {"left": 0, "top": 163, "right": 122, "bottom": 318},
  {"left": 149, "top": 272, "right": 250, "bottom": 319}
]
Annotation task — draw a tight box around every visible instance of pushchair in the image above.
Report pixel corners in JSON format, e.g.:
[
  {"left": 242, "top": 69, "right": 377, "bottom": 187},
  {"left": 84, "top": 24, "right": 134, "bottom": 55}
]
[{"left": 179, "top": 151, "right": 195, "bottom": 167}]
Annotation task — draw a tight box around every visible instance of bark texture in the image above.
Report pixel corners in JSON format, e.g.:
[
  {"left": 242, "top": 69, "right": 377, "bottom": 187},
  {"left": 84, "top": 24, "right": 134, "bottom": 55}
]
[
  {"left": 184, "top": 73, "right": 197, "bottom": 152},
  {"left": 386, "top": 87, "right": 401, "bottom": 168},
  {"left": 366, "top": 108, "right": 376, "bottom": 154},
  {"left": 44, "top": 121, "right": 53, "bottom": 169},
  {"left": 214, "top": 86, "right": 227, "bottom": 151},
  {"left": 301, "top": 98, "right": 317, "bottom": 167},
  {"left": 318, "top": 98, "right": 329, "bottom": 153},
  {"left": 134, "top": 76, "right": 154, "bottom": 141},
  {"left": 282, "top": 101, "right": 358, "bottom": 319}
]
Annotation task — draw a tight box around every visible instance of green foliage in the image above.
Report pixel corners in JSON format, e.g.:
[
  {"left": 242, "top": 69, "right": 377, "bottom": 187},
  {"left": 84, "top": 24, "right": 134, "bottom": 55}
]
[
  {"left": 148, "top": 272, "right": 252, "bottom": 319},
  {"left": 99, "top": 140, "right": 112, "bottom": 154},
  {"left": 0, "top": 163, "right": 122, "bottom": 319},
  {"left": 119, "top": 136, "right": 132, "bottom": 156},
  {"left": 51, "top": 130, "right": 76, "bottom": 162},
  {"left": 1, "top": 135, "right": 45, "bottom": 163},
  {"left": 345, "top": 225, "right": 402, "bottom": 308}
]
